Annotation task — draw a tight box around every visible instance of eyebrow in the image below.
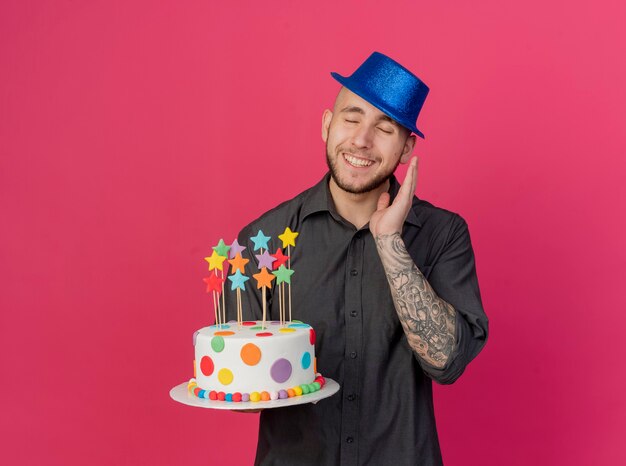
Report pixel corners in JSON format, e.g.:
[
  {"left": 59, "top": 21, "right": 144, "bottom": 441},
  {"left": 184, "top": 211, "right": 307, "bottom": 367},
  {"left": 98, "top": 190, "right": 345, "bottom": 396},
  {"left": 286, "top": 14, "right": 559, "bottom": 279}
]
[{"left": 339, "top": 106, "right": 399, "bottom": 126}]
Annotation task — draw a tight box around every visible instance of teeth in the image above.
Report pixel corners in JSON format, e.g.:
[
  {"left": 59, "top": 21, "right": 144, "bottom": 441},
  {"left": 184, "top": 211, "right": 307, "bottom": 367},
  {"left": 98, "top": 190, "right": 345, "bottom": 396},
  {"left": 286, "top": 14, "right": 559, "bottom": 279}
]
[{"left": 344, "top": 154, "right": 373, "bottom": 167}]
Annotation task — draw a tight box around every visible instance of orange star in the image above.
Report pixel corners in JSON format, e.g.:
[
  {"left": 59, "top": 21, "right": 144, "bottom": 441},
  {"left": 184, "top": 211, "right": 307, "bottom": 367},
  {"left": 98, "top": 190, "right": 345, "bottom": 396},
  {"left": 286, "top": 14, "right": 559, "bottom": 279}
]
[
  {"left": 228, "top": 253, "right": 249, "bottom": 274},
  {"left": 253, "top": 267, "right": 275, "bottom": 289}
]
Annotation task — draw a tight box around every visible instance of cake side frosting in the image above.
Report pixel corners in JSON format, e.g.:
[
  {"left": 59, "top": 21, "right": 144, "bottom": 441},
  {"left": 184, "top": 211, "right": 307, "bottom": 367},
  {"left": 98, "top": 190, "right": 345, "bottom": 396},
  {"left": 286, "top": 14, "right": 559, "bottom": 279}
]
[{"left": 192, "top": 321, "right": 323, "bottom": 401}]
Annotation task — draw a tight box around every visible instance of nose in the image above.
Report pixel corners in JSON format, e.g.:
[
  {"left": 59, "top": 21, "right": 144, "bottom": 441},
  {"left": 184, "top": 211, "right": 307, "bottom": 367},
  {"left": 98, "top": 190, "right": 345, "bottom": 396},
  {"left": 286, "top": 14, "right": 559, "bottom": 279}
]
[{"left": 351, "top": 123, "right": 374, "bottom": 149}]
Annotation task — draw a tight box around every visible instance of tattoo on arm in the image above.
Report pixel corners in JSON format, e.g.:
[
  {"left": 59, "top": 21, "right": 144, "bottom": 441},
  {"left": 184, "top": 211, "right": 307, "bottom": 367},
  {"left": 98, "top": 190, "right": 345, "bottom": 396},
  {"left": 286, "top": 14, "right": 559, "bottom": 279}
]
[{"left": 375, "top": 233, "right": 456, "bottom": 368}]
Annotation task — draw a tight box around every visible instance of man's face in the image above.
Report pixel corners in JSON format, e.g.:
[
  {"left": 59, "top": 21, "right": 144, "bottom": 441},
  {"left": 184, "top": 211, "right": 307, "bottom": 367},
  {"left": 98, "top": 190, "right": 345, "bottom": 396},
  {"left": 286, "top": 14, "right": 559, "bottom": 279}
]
[{"left": 322, "top": 87, "right": 415, "bottom": 195}]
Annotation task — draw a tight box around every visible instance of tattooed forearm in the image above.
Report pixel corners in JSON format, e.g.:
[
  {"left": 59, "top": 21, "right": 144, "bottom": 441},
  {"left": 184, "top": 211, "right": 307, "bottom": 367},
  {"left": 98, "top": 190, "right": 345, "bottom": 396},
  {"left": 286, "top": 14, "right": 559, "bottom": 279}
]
[{"left": 375, "top": 233, "right": 456, "bottom": 368}]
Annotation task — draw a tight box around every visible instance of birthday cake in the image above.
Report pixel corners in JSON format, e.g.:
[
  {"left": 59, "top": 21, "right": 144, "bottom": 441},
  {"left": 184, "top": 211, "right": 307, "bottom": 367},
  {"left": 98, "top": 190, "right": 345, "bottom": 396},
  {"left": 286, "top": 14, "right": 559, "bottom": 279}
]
[
  {"left": 187, "top": 229, "right": 327, "bottom": 403},
  {"left": 188, "top": 321, "right": 325, "bottom": 402}
]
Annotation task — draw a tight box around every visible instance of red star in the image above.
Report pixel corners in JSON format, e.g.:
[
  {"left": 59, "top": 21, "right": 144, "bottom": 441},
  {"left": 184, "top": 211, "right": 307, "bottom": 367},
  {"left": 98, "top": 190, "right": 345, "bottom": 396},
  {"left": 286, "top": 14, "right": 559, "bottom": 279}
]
[
  {"left": 203, "top": 270, "right": 225, "bottom": 294},
  {"left": 271, "top": 248, "right": 289, "bottom": 269}
]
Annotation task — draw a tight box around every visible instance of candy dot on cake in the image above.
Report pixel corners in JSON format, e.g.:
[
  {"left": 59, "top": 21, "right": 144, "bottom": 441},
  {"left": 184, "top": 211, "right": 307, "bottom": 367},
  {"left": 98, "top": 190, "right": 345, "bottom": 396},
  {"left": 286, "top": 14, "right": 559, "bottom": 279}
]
[
  {"left": 214, "top": 331, "right": 235, "bottom": 336},
  {"left": 211, "top": 336, "right": 225, "bottom": 352},
  {"left": 279, "top": 328, "right": 295, "bottom": 334},
  {"left": 309, "top": 328, "right": 316, "bottom": 345},
  {"left": 241, "top": 343, "right": 262, "bottom": 366},
  {"left": 218, "top": 368, "right": 234, "bottom": 385},
  {"left": 301, "top": 351, "right": 311, "bottom": 370},
  {"left": 270, "top": 358, "right": 292, "bottom": 383},
  {"left": 288, "top": 323, "right": 310, "bottom": 328},
  {"left": 200, "top": 355, "right": 214, "bottom": 376}
]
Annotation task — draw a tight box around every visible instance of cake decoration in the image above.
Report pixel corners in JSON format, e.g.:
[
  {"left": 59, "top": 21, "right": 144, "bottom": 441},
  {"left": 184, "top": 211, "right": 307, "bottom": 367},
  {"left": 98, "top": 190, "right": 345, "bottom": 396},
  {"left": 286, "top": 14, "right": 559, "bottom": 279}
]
[
  {"left": 253, "top": 266, "right": 275, "bottom": 329},
  {"left": 205, "top": 250, "right": 227, "bottom": 272},
  {"left": 228, "top": 253, "right": 249, "bottom": 274},
  {"left": 212, "top": 238, "right": 231, "bottom": 258},
  {"left": 278, "top": 227, "right": 299, "bottom": 249},
  {"left": 271, "top": 248, "right": 289, "bottom": 269},
  {"left": 229, "top": 238, "right": 246, "bottom": 259},
  {"left": 202, "top": 271, "right": 225, "bottom": 329},
  {"left": 255, "top": 250, "right": 276, "bottom": 270},
  {"left": 250, "top": 230, "right": 271, "bottom": 251},
  {"left": 189, "top": 228, "right": 332, "bottom": 406}
]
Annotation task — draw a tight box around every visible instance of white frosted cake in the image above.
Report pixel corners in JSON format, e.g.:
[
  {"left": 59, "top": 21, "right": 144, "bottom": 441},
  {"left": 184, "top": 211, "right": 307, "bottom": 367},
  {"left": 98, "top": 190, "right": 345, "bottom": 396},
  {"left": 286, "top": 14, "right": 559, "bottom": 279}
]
[{"left": 188, "top": 320, "right": 326, "bottom": 402}]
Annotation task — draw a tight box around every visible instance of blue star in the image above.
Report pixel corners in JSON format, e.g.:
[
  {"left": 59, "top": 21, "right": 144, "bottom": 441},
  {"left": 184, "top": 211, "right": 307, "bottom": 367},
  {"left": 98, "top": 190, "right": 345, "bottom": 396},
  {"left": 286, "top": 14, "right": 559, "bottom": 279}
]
[
  {"left": 250, "top": 230, "right": 271, "bottom": 251},
  {"left": 228, "top": 269, "right": 250, "bottom": 291}
]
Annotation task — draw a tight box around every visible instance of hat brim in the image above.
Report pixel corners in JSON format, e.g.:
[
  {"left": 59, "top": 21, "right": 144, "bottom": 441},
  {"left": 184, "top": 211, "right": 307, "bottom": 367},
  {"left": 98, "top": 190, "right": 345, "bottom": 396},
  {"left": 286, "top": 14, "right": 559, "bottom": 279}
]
[{"left": 330, "top": 72, "right": 425, "bottom": 139}]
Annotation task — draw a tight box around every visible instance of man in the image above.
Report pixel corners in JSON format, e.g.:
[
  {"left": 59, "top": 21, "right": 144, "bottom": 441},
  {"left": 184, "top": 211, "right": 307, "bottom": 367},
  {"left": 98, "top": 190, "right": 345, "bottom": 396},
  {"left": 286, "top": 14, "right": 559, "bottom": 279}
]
[{"left": 227, "top": 52, "right": 488, "bottom": 465}]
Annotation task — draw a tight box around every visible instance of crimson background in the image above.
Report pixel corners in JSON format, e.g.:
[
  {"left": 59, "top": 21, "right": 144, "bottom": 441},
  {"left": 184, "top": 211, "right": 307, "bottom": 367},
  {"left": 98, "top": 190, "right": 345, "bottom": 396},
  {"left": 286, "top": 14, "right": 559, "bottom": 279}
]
[{"left": 1, "top": 1, "right": 625, "bottom": 465}]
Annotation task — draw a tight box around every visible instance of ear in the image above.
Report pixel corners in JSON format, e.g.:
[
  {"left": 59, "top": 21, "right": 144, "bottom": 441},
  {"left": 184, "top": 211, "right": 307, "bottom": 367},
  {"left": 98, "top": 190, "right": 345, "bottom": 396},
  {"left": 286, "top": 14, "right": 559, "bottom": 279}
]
[
  {"left": 399, "top": 134, "right": 416, "bottom": 163},
  {"left": 321, "top": 109, "right": 333, "bottom": 143}
]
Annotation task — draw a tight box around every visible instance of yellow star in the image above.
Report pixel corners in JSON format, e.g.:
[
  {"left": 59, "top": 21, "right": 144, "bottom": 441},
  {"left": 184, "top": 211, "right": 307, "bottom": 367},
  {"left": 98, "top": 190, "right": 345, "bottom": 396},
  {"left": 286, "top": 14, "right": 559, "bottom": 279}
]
[
  {"left": 204, "top": 250, "right": 226, "bottom": 271},
  {"left": 253, "top": 267, "right": 275, "bottom": 289},
  {"left": 228, "top": 253, "right": 249, "bottom": 274},
  {"left": 278, "top": 227, "right": 299, "bottom": 248}
]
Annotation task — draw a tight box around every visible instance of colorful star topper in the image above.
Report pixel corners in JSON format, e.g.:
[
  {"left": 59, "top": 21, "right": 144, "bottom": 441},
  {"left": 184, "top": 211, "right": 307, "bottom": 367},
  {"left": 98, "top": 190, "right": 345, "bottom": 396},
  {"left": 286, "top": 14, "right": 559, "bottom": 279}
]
[
  {"left": 228, "top": 253, "right": 249, "bottom": 274},
  {"left": 250, "top": 230, "right": 271, "bottom": 251},
  {"left": 204, "top": 250, "right": 227, "bottom": 271},
  {"left": 278, "top": 227, "right": 299, "bottom": 248},
  {"left": 229, "top": 238, "right": 246, "bottom": 259},
  {"left": 255, "top": 250, "right": 276, "bottom": 270},
  {"left": 272, "top": 264, "right": 295, "bottom": 285},
  {"left": 253, "top": 267, "right": 276, "bottom": 289},
  {"left": 228, "top": 269, "right": 249, "bottom": 291},
  {"left": 202, "top": 271, "right": 225, "bottom": 293},
  {"left": 271, "top": 248, "right": 289, "bottom": 269},
  {"left": 212, "top": 239, "right": 230, "bottom": 258}
]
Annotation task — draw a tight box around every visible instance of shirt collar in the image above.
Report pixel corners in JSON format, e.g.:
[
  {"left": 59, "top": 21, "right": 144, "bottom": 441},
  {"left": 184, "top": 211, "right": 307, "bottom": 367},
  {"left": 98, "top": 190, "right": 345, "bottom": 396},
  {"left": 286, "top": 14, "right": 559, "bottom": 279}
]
[{"left": 302, "top": 172, "right": 422, "bottom": 228}]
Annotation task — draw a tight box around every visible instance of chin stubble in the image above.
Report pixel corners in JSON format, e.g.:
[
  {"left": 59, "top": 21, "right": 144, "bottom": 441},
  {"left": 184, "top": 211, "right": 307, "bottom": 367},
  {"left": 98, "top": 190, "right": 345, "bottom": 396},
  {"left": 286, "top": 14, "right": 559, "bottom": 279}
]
[{"left": 325, "top": 144, "right": 399, "bottom": 194}]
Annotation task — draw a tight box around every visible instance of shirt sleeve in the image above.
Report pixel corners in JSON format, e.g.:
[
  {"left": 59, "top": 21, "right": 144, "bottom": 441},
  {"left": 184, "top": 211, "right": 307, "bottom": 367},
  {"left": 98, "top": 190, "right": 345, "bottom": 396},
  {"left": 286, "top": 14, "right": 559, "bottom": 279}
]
[{"left": 417, "top": 214, "right": 489, "bottom": 385}]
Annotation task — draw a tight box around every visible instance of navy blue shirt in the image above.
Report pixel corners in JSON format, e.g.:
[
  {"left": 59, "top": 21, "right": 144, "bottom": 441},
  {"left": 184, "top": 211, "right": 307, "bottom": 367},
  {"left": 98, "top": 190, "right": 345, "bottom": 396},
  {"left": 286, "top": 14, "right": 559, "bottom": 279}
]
[{"left": 225, "top": 173, "right": 488, "bottom": 465}]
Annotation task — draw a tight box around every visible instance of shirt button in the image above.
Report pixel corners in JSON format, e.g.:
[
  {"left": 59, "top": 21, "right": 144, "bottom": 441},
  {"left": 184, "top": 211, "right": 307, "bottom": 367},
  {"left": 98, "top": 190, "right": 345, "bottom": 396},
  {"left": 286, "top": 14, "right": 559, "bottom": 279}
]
[
  {"left": 349, "top": 351, "right": 357, "bottom": 359},
  {"left": 347, "top": 393, "right": 356, "bottom": 401},
  {"left": 350, "top": 269, "right": 358, "bottom": 276},
  {"left": 346, "top": 436, "right": 354, "bottom": 444},
  {"left": 350, "top": 310, "right": 358, "bottom": 317}
]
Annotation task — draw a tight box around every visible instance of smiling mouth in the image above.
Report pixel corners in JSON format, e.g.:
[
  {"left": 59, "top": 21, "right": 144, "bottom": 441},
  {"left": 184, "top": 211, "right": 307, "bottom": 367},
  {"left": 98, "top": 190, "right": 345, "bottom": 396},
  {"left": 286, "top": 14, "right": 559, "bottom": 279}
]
[{"left": 343, "top": 153, "right": 374, "bottom": 168}]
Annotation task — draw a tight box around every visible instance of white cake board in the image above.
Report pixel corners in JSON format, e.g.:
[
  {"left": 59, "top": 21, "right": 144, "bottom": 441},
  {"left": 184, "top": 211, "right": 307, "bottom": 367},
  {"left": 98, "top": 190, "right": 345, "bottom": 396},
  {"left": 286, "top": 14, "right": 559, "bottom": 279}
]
[{"left": 170, "top": 378, "right": 340, "bottom": 410}]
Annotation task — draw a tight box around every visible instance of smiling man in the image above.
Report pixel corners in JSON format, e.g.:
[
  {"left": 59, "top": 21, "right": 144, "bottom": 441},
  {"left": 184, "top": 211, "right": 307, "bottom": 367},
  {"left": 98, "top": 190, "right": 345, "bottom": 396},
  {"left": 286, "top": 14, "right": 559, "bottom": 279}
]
[{"left": 227, "top": 52, "right": 489, "bottom": 465}]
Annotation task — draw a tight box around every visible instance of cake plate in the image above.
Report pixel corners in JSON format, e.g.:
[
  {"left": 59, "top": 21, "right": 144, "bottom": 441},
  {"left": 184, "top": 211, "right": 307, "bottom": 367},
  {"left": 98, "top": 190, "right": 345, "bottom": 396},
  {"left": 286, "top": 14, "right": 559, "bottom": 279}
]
[{"left": 170, "top": 378, "right": 340, "bottom": 410}]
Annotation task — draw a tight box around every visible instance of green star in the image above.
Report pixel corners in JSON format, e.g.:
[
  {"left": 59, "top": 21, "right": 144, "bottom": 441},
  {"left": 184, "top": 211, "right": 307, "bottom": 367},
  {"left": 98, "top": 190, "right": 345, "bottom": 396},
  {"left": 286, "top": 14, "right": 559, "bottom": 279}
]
[
  {"left": 213, "top": 239, "right": 231, "bottom": 258},
  {"left": 272, "top": 265, "right": 295, "bottom": 285}
]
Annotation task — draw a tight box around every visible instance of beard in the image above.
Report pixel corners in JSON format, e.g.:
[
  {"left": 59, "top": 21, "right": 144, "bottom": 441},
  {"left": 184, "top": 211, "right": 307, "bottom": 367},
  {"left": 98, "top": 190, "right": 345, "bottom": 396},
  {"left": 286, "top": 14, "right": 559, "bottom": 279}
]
[{"left": 326, "top": 142, "right": 400, "bottom": 194}]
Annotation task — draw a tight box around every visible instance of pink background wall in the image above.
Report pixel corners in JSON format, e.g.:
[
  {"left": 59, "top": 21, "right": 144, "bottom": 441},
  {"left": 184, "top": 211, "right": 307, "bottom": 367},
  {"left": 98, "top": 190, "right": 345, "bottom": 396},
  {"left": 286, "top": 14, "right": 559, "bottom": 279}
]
[{"left": 2, "top": 1, "right": 625, "bottom": 465}]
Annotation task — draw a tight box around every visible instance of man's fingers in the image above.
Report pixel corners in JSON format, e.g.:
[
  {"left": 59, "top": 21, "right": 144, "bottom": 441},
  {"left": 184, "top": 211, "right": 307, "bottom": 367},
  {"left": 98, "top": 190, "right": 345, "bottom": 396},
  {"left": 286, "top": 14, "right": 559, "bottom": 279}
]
[{"left": 397, "top": 157, "right": 418, "bottom": 202}]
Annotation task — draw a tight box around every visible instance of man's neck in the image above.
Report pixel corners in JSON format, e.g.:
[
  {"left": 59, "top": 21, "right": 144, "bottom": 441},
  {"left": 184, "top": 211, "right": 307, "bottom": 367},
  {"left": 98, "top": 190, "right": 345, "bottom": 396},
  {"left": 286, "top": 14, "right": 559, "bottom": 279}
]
[{"left": 328, "top": 178, "right": 390, "bottom": 230}]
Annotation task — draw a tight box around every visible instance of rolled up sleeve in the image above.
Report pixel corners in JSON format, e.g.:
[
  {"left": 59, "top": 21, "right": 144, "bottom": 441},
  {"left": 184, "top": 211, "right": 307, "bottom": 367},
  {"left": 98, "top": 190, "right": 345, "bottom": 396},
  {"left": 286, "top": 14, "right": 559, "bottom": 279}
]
[{"left": 417, "top": 214, "right": 489, "bottom": 385}]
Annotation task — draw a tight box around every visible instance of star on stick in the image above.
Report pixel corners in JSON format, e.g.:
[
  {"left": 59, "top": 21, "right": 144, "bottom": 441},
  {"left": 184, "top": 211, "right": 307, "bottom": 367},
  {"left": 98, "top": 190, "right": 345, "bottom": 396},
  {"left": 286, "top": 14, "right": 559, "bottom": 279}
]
[
  {"left": 278, "top": 227, "right": 299, "bottom": 248},
  {"left": 253, "top": 267, "right": 275, "bottom": 289},
  {"left": 272, "top": 265, "right": 295, "bottom": 285},
  {"left": 203, "top": 271, "right": 225, "bottom": 293},
  {"left": 255, "top": 250, "right": 276, "bottom": 270},
  {"left": 250, "top": 230, "right": 271, "bottom": 251},
  {"left": 228, "top": 253, "right": 249, "bottom": 274},
  {"left": 229, "top": 239, "right": 246, "bottom": 259},
  {"left": 271, "top": 248, "right": 289, "bottom": 269},
  {"left": 228, "top": 270, "right": 249, "bottom": 291},
  {"left": 204, "top": 250, "right": 227, "bottom": 271},
  {"left": 213, "top": 239, "right": 230, "bottom": 258}
]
